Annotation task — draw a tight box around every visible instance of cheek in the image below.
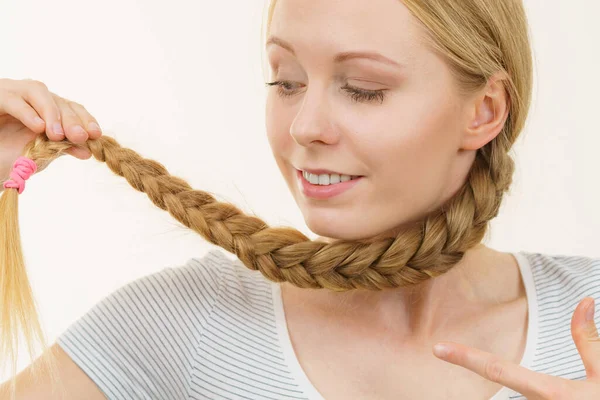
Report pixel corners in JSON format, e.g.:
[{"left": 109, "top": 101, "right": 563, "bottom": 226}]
[
  {"left": 351, "top": 95, "right": 460, "bottom": 202},
  {"left": 265, "top": 93, "right": 277, "bottom": 143},
  {"left": 265, "top": 94, "right": 296, "bottom": 164},
  {"left": 265, "top": 95, "right": 284, "bottom": 149}
]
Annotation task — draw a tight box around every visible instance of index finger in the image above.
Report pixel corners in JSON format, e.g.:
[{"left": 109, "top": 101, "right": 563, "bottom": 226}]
[
  {"left": 434, "top": 342, "right": 567, "bottom": 399},
  {"left": 19, "top": 80, "right": 64, "bottom": 141}
]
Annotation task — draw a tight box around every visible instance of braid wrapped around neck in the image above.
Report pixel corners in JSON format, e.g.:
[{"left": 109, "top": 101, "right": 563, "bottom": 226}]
[{"left": 24, "top": 132, "right": 514, "bottom": 292}]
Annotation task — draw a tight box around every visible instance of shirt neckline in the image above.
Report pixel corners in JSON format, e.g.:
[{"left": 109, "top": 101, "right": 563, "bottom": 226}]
[
  {"left": 271, "top": 251, "right": 539, "bottom": 400},
  {"left": 489, "top": 251, "right": 539, "bottom": 399}
]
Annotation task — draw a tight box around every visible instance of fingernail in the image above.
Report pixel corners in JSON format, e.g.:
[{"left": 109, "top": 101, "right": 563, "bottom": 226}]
[
  {"left": 586, "top": 299, "right": 595, "bottom": 322},
  {"left": 88, "top": 122, "right": 101, "bottom": 132},
  {"left": 53, "top": 122, "right": 64, "bottom": 136},
  {"left": 73, "top": 125, "right": 86, "bottom": 135},
  {"left": 33, "top": 116, "right": 44, "bottom": 125},
  {"left": 433, "top": 344, "right": 449, "bottom": 358}
]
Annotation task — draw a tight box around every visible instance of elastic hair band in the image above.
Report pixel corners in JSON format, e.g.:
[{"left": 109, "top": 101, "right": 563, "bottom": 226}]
[{"left": 2, "top": 156, "right": 38, "bottom": 195}]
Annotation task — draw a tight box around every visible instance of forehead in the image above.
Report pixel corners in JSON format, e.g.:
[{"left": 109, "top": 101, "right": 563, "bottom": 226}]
[{"left": 268, "top": 0, "right": 422, "bottom": 61}]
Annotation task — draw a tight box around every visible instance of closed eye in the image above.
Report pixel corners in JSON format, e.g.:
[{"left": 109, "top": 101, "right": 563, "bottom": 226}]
[{"left": 265, "top": 80, "right": 388, "bottom": 104}]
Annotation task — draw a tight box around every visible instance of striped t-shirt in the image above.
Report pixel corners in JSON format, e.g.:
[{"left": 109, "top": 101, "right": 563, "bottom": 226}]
[{"left": 56, "top": 248, "right": 599, "bottom": 399}]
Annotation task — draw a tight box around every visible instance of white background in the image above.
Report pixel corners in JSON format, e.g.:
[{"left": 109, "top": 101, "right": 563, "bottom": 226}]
[{"left": 0, "top": 0, "right": 599, "bottom": 378}]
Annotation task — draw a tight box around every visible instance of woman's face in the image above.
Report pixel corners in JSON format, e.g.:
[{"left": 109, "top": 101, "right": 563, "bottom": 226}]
[{"left": 265, "top": 0, "right": 490, "bottom": 242}]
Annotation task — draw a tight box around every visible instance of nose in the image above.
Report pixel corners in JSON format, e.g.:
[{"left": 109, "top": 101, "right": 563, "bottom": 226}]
[{"left": 289, "top": 85, "right": 339, "bottom": 146}]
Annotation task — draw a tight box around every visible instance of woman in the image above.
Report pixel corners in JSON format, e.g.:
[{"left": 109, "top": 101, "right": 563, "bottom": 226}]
[{"left": 1, "top": 0, "right": 599, "bottom": 399}]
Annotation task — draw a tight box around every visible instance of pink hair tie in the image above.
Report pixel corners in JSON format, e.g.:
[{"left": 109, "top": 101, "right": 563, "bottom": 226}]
[{"left": 2, "top": 156, "right": 38, "bottom": 195}]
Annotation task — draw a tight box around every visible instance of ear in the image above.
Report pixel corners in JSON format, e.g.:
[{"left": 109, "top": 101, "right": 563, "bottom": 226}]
[{"left": 461, "top": 72, "right": 510, "bottom": 151}]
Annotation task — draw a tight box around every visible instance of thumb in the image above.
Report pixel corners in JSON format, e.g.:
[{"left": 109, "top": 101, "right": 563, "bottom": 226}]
[{"left": 572, "top": 297, "right": 600, "bottom": 380}]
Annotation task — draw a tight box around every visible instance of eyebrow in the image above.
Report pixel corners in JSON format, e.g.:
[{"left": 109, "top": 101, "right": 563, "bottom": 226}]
[{"left": 266, "top": 35, "right": 405, "bottom": 69}]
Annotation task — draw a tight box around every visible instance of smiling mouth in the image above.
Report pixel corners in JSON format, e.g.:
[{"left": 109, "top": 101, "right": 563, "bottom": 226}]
[{"left": 301, "top": 170, "right": 361, "bottom": 184}]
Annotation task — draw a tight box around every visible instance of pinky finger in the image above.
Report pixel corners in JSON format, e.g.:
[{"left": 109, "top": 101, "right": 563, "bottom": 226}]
[{"left": 0, "top": 91, "right": 46, "bottom": 133}]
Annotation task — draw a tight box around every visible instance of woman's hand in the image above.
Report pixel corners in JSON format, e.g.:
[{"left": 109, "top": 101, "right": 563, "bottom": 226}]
[
  {"left": 433, "top": 296, "right": 600, "bottom": 399},
  {"left": 0, "top": 78, "right": 103, "bottom": 181}
]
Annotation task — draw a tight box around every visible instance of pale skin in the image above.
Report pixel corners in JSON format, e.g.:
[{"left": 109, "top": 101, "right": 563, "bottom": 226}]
[
  {"left": 265, "top": 0, "right": 600, "bottom": 398},
  {"left": 0, "top": 78, "right": 100, "bottom": 183}
]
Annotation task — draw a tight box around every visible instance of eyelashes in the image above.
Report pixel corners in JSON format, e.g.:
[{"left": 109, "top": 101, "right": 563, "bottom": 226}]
[{"left": 265, "top": 80, "right": 388, "bottom": 104}]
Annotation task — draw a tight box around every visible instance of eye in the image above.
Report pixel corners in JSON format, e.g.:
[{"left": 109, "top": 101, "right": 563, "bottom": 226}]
[
  {"left": 265, "top": 80, "right": 299, "bottom": 98},
  {"left": 340, "top": 83, "right": 387, "bottom": 104},
  {"left": 265, "top": 80, "right": 388, "bottom": 104}
]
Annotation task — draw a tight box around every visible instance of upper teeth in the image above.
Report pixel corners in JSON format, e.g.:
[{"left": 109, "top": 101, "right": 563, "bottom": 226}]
[{"left": 302, "top": 171, "right": 359, "bottom": 185}]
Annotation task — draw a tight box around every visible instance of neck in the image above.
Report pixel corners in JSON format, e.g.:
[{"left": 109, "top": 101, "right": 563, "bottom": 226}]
[{"left": 281, "top": 243, "right": 522, "bottom": 341}]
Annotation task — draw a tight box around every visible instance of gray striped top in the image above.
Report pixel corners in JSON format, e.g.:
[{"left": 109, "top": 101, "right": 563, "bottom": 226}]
[{"left": 56, "top": 249, "right": 600, "bottom": 399}]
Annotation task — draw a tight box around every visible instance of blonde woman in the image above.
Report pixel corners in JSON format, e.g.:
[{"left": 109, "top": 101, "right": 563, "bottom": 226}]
[{"left": 1, "top": 0, "right": 599, "bottom": 399}]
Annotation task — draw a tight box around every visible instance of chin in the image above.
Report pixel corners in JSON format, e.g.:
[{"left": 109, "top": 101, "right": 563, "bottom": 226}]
[
  {"left": 302, "top": 208, "right": 419, "bottom": 243},
  {"left": 304, "top": 218, "right": 380, "bottom": 242}
]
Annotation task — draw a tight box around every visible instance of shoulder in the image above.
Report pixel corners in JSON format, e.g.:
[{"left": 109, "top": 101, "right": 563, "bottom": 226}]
[
  {"left": 522, "top": 251, "right": 600, "bottom": 283},
  {"left": 55, "top": 249, "right": 264, "bottom": 398},
  {"left": 108, "top": 248, "right": 275, "bottom": 324},
  {"left": 56, "top": 249, "right": 249, "bottom": 354},
  {"left": 198, "top": 249, "right": 278, "bottom": 313},
  {"left": 88, "top": 249, "right": 235, "bottom": 320},
  {"left": 520, "top": 250, "right": 600, "bottom": 303},
  {"left": 513, "top": 251, "right": 600, "bottom": 385},
  {"left": 57, "top": 249, "right": 241, "bottom": 347},
  {"left": 519, "top": 251, "right": 600, "bottom": 333}
]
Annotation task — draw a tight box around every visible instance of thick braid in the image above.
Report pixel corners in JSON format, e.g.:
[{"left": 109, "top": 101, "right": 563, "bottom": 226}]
[{"left": 23, "top": 131, "right": 514, "bottom": 292}]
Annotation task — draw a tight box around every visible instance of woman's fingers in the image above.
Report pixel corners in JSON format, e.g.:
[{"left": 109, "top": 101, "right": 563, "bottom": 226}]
[
  {"left": 0, "top": 78, "right": 102, "bottom": 160},
  {"left": 19, "top": 79, "right": 65, "bottom": 141},
  {"left": 53, "top": 96, "right": 89, "bottom": 144},
  {"left": 55, "top": 99, "right": 103, "bottom": 158},
  {"left": 20, "top": 79, "right": 103, "bottom": 145},
  {"left": 66, "top": 100, "right": 102, "bottom": 140},
  {"left": 0, "top": 90, "right": 46, "bottom": 135}
]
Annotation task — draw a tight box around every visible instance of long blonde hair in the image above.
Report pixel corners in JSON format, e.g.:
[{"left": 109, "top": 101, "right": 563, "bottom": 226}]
[{"left": 0, "top": 0, "right": 532, "bottom": 397}]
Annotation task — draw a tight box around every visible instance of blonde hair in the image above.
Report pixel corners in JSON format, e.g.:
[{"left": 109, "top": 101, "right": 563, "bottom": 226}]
[{"left": 0, "top": 0, "right": 532, "bottom": 396}]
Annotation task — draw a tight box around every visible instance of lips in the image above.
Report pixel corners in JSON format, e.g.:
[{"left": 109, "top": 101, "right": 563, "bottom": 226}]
[
  {"left": 298, "top": 168, "right": 363, "bottom": 177},
  {"left": 296, "top": 169, "right": 363, "bottom": 199}
]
